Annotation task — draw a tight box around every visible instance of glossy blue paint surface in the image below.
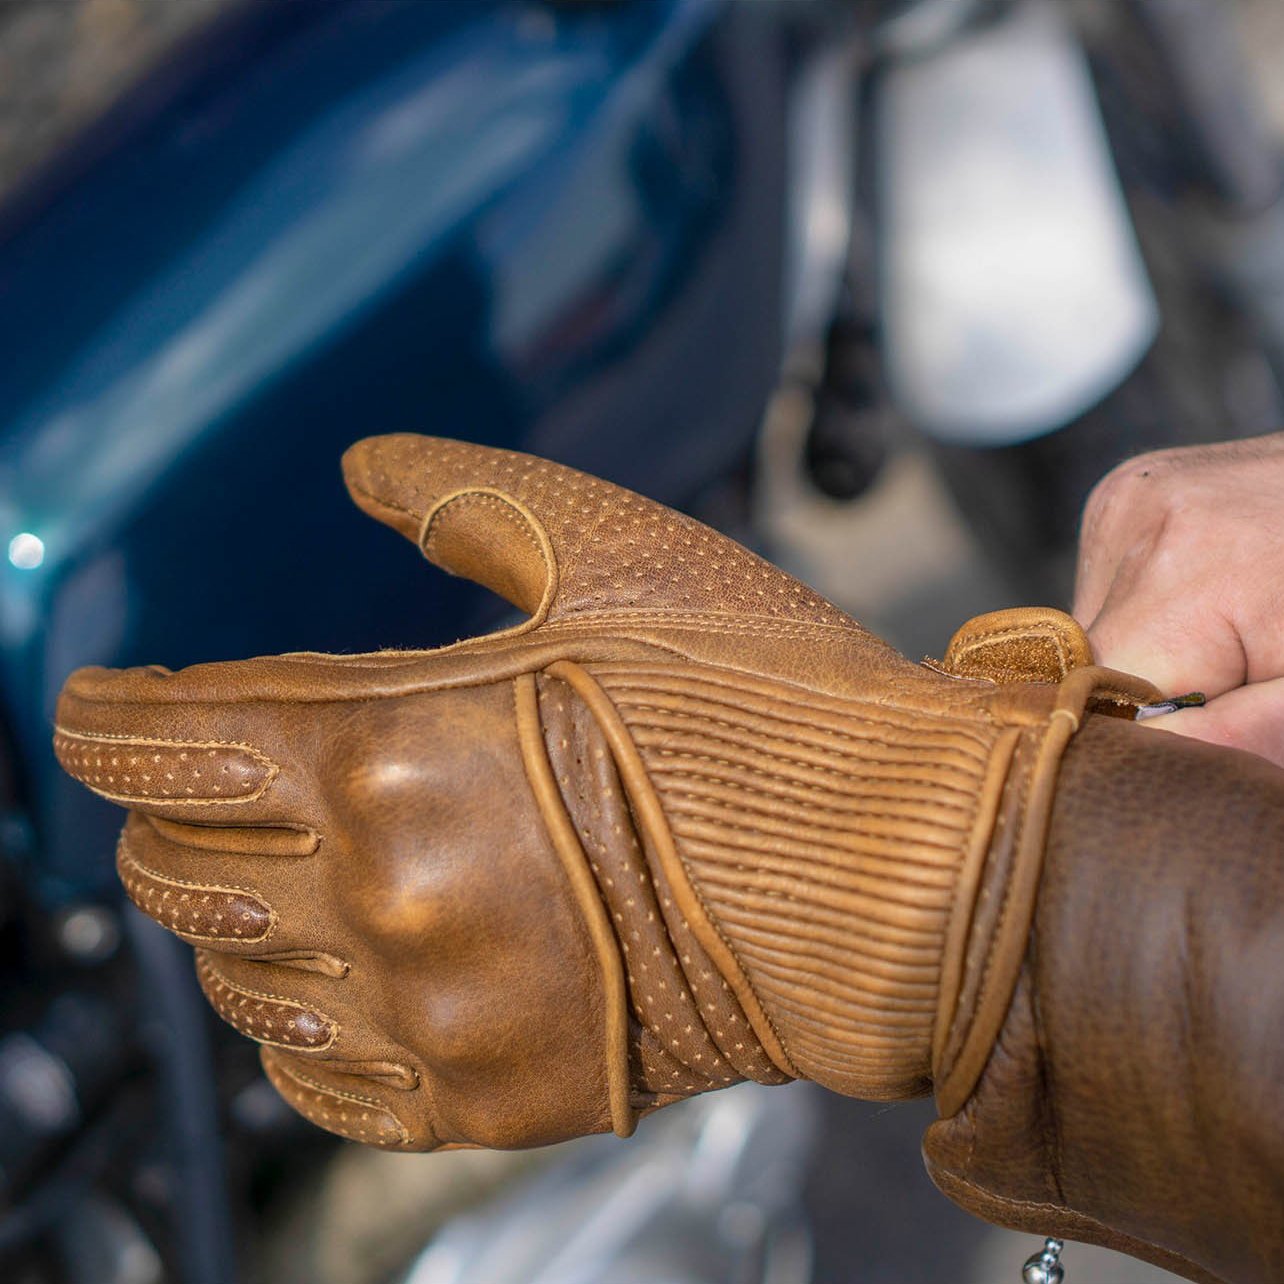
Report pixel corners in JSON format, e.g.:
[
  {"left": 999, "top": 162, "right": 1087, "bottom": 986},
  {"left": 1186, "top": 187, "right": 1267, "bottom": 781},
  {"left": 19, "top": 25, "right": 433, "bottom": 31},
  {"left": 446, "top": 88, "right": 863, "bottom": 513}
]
[{"left": 0, "top": 0, "right": 788, "bottom": 899}]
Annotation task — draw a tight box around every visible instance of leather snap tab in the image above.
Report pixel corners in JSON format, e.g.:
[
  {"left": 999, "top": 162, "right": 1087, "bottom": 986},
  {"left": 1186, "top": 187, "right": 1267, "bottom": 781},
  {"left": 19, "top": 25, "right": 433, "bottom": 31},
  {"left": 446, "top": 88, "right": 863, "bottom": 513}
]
[{"left": 940, "top": 608, "right": 1094, "bottom": 686}]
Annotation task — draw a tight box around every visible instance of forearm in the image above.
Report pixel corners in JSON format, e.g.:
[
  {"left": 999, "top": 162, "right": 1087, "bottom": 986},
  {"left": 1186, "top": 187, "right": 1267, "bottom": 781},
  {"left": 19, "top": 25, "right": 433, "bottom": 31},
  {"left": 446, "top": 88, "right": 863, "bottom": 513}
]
[{"left": 925, "top": 715, "right": 1284, "bottom": 1284}]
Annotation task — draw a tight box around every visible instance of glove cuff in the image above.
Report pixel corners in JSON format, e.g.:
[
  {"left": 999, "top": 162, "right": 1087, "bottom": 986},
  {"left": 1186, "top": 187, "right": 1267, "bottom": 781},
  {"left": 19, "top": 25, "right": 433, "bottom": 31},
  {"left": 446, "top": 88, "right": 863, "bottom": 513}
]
[
  {"left": 930, "top": 609, "right": 1162, "bottom": 1115},
  {"left": 542, "top": 609, "right": 1159, "bottom": 1112}
]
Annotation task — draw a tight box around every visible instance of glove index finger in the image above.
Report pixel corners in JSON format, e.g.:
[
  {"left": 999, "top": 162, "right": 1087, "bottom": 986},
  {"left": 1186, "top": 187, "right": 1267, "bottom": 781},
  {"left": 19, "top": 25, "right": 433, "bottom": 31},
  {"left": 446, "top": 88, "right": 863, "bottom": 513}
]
[{"left": 54, "top": 664, "right": 283, "bottom": 818}]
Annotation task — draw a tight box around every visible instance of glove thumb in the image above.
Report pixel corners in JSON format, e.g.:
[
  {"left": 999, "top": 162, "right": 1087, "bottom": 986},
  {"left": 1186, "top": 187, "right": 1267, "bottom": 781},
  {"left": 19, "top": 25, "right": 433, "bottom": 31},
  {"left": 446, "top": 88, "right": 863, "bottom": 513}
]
[{"left": 341, "top": 434, "right": 844, "bottom": 627}]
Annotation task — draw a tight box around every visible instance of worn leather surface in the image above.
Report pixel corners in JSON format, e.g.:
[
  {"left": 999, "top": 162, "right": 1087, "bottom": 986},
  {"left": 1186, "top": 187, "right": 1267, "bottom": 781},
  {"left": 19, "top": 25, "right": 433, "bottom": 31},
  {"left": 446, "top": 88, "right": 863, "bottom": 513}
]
[
  {"left": 923, "top": 716, "right": 1284, "bottom": 1284},
  {"left": 54, "top": 436, "right": 1157, "bottom": 1157}
]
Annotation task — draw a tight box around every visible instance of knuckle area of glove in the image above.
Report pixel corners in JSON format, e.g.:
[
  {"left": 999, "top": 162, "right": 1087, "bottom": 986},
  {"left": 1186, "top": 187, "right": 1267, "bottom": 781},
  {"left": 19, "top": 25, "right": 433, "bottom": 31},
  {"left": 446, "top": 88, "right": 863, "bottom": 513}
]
[
  {"left": 320, "top": 690, "right": 568, "bottom": 954},
  {"left": 346, "top": 881, "right": 611, "bottom": 1141},
  {"left": 309, "top": 689, "right": 616, "bottom": 1142}
]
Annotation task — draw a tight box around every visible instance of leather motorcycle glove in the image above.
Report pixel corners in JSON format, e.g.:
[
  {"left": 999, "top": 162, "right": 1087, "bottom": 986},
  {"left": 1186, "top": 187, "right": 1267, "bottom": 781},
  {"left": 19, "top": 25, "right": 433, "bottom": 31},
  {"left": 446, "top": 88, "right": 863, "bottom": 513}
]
[{"left": 54, "top": 434, "right": 1160, "bottom": 1153}]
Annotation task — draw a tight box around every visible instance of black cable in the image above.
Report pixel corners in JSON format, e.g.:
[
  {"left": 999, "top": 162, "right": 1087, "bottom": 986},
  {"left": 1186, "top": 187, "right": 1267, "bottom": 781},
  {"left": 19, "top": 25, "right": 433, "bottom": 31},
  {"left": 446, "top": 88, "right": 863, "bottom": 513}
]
[{"left": 124, "top": 906, "right": 239, "bottom": 1284}]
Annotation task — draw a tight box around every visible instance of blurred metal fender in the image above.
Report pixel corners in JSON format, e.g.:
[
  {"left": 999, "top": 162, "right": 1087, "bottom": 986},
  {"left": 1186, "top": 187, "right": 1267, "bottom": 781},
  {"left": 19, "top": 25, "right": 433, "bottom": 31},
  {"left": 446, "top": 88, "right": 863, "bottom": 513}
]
[
  {"left": 876, "top": 0, "right": 1160, "bottom": 445},
  {"left": 400, "top": 1082, "right": 820, "bottom": 1284}
]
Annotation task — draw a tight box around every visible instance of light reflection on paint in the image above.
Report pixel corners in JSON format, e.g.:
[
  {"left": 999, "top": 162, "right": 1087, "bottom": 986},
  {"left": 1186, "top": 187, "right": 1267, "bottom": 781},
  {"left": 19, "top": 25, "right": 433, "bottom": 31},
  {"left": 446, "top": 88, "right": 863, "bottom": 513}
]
[{"left": 7, "top": 533, "right": 44, "bottom": 570}]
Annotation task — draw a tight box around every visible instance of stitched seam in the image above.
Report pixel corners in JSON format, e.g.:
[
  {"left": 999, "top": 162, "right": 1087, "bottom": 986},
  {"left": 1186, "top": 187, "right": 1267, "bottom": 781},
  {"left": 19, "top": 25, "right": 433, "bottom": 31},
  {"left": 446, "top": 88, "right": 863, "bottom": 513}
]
[
  {"left": 548, "top": 608, "right": 857, "bottom": 629},
  {"left": 544, "top": 613, "right": 872, "bottom": 641},
  {"left": 55, "top": 727, "right": 279, "bottom": 805},
  {"left": 954, "top": 625, "right": 1072, "bottom": 670},
  {"left": 270, "top": 1061, "right": 411, "bottom": 1146},
  {"left": 197, "top": 954, "right": 325, "bottom": 1008},
  {"left": 118, "top": 837, "right": 277, "bottom": 944},
  {"left": 68, "top": 790, "right": 271, "bottom": 808},
  {"left": 276, "top": 1063, "right": 385, "bottom": 1114},
  {"left": 55, "top": 726, "right": 276, "bottom": 763},
  {"left": 120, "top": 834, "right": 268, "bottom": 902},
  {"left": 84, "top": 791, "right": 273, "bottom": 808},
  {"left": 196, "top": 955, "right": 338, "bottom": 1051},
  {"left": 424, "top": 491, "right": 544, "bottom": 561},
  {"left": 275, "top": 1064, "right": 384, "bottom": 1110}
]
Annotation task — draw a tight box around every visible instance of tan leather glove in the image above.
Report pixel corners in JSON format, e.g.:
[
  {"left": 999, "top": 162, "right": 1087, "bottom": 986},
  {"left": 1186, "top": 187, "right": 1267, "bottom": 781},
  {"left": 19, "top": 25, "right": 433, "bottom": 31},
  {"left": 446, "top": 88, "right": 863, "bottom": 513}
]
[{"left": 53, "top": 434, "right": 1159, "bottom": 1154}]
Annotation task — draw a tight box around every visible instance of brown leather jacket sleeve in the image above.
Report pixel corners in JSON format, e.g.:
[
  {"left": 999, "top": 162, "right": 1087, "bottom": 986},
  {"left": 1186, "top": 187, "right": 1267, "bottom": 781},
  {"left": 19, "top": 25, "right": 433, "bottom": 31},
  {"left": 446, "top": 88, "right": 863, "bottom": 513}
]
[{"left": 924, "top": 715, "right": 1284, "bottom": 1284}]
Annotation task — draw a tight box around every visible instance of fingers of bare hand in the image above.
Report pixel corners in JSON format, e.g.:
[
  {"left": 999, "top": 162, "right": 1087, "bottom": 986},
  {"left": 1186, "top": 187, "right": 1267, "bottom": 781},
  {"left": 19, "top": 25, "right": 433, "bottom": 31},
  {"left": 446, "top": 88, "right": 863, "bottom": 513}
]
[
  {"left": 1073, "top": 438, "right": 1284, "bottom": 697},
  {"left": 1086, "top": 575, "right": 1243, "bottom": 699},
  {"left": 1141, "top": 677, "right": 1284, "bottom": 770}
]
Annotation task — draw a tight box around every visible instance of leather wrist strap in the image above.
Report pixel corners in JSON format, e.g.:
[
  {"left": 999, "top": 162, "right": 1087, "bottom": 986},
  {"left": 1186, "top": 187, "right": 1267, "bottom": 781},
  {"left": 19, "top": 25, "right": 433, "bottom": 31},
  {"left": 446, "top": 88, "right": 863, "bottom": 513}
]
[{"left": 929, "top": 609, "right": 1160, "bottom": 1116}]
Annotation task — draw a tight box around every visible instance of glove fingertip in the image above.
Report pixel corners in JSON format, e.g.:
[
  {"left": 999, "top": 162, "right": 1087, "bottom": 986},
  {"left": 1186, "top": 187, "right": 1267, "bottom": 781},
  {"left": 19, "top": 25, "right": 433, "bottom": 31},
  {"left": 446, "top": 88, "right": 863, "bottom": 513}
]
[{"left": 340, "top": 434, "right": 427, "bottom": 543}]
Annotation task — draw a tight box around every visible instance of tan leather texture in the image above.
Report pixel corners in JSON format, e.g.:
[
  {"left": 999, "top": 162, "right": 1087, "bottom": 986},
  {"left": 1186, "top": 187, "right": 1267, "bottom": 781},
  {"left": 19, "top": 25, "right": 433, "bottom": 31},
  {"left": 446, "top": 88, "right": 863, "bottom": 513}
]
[
  {"left": 55, "top": 435, "right": 1159, "bottom": 1155},
  {"left": 941, "top": 607, "right": 1095, "bottom": 686},
  {"left": 923, "top": 716, "right": 1284, "bottom": 1284}
]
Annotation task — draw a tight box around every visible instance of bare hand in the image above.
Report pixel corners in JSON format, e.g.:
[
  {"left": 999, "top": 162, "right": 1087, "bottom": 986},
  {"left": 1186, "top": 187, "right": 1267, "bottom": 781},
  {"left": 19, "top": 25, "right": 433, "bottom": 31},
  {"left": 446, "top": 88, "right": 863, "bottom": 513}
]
[{"left": 1074, "top": 433, "right": 1284, "bottom": 767}]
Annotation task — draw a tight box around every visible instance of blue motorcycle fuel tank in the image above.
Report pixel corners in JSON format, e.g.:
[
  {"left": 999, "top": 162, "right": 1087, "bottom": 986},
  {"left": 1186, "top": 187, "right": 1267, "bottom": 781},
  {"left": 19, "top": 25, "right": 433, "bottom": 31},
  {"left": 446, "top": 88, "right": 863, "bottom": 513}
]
[{"left": 0, "top": 0, "right": 789, "bottom": 900}]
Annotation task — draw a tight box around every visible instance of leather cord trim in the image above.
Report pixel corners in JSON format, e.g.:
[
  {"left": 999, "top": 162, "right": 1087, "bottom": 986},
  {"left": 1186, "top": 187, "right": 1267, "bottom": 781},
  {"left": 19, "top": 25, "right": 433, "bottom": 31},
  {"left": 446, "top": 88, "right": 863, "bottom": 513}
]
[
  {"left": 513, "top": 673, "right": 634, "bottom": 1139},
  {"left": 547, "top": 660, "right": 801, "bottom": 1082},
  {"left": 932, "top": 726, "right": 1020, "bottom": 1073},
  {"left": 934, "top": 666, "right": 1156, "bottom": 1116},
  {"left": 934, "top": 719, "right": 1070, "bottom": 1116}
]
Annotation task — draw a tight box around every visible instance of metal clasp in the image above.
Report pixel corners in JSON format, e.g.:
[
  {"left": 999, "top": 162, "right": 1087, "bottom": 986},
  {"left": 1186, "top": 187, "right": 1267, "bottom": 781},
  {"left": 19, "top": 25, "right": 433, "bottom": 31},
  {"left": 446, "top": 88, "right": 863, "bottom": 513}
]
[{"left": 1021, "top": 1238, "right": 1065, "bottom": 1283}]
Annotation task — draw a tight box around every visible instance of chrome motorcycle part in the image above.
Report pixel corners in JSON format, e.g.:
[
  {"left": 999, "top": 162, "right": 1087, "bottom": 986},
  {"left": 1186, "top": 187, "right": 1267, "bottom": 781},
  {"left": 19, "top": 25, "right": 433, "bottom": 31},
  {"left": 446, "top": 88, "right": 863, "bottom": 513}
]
[
  {"left": 782, "top": 35, "right": 859, "bottom": 354},
  {"left": 872, "top": 0, "right": 997, "bottom": 61},
  {"left": 1021, "top": 1237, "right": 1066, "bottom": 1284},
  {"left": 877, "top": 0, "right": 1159, "bottom": 444},
  {"left": 399, "top": 1082, "right": 818, "bottom": 1284},
  {"left": 53, "top": 906, "right": 121, "bottom": 964}
]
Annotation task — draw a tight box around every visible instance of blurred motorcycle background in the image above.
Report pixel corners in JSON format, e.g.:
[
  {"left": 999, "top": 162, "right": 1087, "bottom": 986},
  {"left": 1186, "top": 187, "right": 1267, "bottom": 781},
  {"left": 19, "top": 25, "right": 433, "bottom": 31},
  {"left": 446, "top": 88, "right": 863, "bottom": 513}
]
[{"left": 0, "top": 1, "right": 1280, "bottom": 1281}]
